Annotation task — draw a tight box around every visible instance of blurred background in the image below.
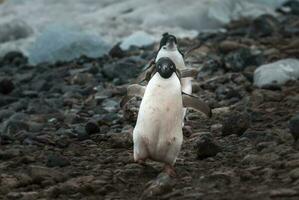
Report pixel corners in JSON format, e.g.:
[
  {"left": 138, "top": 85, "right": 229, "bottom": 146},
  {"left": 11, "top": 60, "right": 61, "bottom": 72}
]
[{"left": 0, "top": 0, "right": 286, "bottom": 64}]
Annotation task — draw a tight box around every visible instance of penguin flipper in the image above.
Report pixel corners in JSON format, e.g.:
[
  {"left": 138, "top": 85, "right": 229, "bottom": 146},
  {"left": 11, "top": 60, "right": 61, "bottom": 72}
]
[
  {"left": 182, "top": 93, "right": 212, "bottom": 118},
  {"left": 120, "top": 84, "right": 146, "bottom": 107},
  {"left": 180, "top": 68, "right": 199, "bottom": 78},
  {"left": 134, "top": 60, "right": 156, "bottom": 83}
]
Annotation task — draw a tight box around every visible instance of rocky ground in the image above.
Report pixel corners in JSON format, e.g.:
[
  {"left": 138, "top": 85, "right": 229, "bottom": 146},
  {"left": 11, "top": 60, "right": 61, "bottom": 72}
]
[{"left": 1, "top": 4, "right": 299, "bottom": 200}]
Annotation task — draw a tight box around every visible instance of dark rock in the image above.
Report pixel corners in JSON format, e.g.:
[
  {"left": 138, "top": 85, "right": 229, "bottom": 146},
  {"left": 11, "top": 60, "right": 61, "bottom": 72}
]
[
  {"left": 85, "top": 121, "right": 100, "bottom": 135},
  {"left": 289, "top": 114, "right": 299, "bottom": 141},
  {"left": 224, "top": 48, "right": 261, "bottom": 72},
  {"left": 222, "top": 112, "right": 250, "bottom": 136},
  {"left": 109, "top": 43, "right": 125, "bottom": 58},
  {"left": 102, "top": 57, "right": 144, "bottom": 84},
  {"left": 2, "top": 51, "right": 28, "bottom": 66},
  {"left": 249, "top": 14, "right": 279, "bottom": 37},
  {"left": 194, "top": 133, "right": 221, "bottom": 159},
  {"left": 0, "top": 78, "right": 14, "bottom": 94},
  {"left": 283, "top": 0, "right": 299, "bottom": 15},
  {"left": 46, "top": 153, "right": 70, "bottom": 167}
]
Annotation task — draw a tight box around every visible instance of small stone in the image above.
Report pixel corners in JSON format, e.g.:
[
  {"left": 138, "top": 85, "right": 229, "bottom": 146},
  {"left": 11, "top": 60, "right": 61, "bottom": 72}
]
[
  {"left": 85, "top": 121, "right": 100, "bottom": 135},
  {"left": 222, "top": 112, "right": 250, "bottom": 136},
  {"left": 46, "top": 153, "right": 70, "bottom": 167},
  {"left": 194, "top": 133, "right": 221, "bottom": 159},
  {"left": 290, "top": 168, "right": 299, "bottom": 180},
  {"left": 0, "top": 78, "right": 14, "bottom": 95},
  {"left": 289, "top": 114, "right": 299, "bottom": 141}
]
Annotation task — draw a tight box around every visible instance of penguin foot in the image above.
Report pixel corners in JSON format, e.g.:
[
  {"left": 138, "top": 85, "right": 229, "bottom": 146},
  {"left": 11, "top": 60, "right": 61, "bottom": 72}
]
[{"left": 163, "top": 164, "right": 176, "bottom": 177}]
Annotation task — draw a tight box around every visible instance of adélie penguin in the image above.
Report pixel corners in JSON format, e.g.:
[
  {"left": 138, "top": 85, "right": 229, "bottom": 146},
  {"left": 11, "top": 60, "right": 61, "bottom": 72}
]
[{"left": 122, "top": 57, "right": 211, "bottom": 176}]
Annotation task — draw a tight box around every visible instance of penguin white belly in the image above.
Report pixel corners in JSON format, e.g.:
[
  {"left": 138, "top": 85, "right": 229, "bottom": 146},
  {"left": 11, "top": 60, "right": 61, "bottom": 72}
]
[{"left": 133, "top": 73, "right": 183, "bottom": 165}]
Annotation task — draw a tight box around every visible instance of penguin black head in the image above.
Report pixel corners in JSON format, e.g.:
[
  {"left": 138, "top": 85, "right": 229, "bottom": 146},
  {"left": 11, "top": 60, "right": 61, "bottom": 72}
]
[
  {"left": 156, "top": 57, "right": 176, "bottom": 79},
  {"left": 159, "top": 32, "right": 178, "bottom": 51}
]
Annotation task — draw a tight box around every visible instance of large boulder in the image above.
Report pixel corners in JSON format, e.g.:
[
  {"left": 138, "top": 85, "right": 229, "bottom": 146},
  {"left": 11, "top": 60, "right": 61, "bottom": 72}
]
[{"left": 254, "top": 59, "right": 299, "bottom": 88}]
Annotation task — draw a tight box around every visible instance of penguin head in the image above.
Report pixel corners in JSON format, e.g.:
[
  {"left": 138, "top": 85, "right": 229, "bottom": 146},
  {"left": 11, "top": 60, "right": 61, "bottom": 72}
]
[
  {"left": 156, "top": 57, "right": 176, "bottom": 79},
  {"left": 159, "top": 32, "right": 178, "bottom": 51}
]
